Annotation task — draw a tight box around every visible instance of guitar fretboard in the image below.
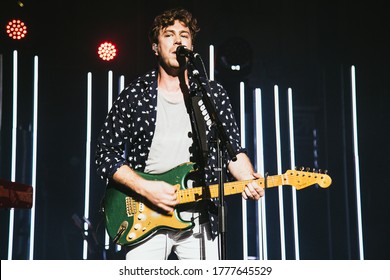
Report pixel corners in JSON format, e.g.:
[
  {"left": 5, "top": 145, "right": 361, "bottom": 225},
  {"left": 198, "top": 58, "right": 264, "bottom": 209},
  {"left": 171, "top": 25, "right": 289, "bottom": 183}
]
[{"left": 177, "top": 175, "right": 284, "bottom": 204}]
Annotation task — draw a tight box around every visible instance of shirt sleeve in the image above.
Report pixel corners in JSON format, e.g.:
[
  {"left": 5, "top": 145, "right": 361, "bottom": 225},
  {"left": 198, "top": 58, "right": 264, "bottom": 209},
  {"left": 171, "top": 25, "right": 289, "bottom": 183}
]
[
  {"left": 212, "top": 81, "right": 246, "bottom": 162},
  {"left": 203, "top": 80, "right": 247, "bottom": 184},
  {"left": 95, "top": 87, "right": 132, "bottom": 181}
]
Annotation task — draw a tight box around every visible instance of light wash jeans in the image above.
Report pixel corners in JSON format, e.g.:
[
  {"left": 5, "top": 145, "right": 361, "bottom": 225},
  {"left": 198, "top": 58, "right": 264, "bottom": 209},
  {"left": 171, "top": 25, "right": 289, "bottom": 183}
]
[{"left": 125, "top": 211, "right": 219, "bottom": 260}]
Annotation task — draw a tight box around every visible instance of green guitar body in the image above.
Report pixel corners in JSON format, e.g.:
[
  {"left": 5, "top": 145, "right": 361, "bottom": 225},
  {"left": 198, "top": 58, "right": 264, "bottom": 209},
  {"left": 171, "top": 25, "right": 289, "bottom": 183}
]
[{"left": 103, "top": 162, "right": 196, "bottom": 246}]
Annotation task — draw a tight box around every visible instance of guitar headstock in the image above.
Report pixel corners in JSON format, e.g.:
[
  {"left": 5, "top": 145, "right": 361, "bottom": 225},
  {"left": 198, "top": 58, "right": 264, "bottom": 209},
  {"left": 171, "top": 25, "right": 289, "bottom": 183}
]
[{"left": 283, "top": 169, "right": 332, "bottom": 190}]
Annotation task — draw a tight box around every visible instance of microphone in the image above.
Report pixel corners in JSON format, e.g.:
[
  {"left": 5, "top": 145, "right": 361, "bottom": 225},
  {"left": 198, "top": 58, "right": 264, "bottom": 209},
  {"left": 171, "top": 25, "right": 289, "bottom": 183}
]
[{"left": 176, "top": 45, "right": 198, "bottom": 59}]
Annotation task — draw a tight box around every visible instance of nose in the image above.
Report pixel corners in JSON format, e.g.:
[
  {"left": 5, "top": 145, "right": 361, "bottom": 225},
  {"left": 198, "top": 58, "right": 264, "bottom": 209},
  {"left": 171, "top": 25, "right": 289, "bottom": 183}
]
[{"left": 174, "top": 35, "right": 182, "bottom": 45}]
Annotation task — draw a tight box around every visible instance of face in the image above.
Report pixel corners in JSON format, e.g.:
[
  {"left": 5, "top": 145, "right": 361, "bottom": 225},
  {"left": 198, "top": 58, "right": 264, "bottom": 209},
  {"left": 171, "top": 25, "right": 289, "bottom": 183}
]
[{"left": 153, "top": 20, "right": 193, "bottom": 71}]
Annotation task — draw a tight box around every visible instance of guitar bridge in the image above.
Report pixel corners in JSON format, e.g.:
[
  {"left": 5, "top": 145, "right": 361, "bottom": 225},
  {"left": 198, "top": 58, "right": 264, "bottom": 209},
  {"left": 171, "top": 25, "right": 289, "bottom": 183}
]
[{"left": 125, "top": 196, "right": 137, "bottom": 216}]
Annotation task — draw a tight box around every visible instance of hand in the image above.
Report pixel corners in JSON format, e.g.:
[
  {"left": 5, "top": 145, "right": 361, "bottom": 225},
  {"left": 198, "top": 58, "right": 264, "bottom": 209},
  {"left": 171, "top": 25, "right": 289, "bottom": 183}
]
[
  {"left": 242, "top": 172, "right": 264, "bottom": 200},
  {"left": 112, "top": 165, "right": 179, "bottom": 213},
  {"left": 141, "top": 180, "right": 179, "bottom": 213}
]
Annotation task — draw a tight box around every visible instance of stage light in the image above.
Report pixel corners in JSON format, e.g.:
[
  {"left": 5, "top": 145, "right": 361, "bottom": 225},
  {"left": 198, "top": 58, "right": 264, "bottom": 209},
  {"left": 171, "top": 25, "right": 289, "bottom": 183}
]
[
  {"left": 98, "top": 42, "right": 117, "bottom": 61},
  {"left": 217, "top": 36, "right": 253, "bottom": 78},
  {"left": 6, "top": 19, "right": 28, "bottom": 40}
]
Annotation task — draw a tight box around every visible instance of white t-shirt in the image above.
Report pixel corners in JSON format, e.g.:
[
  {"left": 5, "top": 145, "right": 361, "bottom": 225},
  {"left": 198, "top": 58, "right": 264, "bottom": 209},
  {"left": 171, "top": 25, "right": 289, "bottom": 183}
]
[{"left": 144, "top": 90, "right": 192, "bottom": 174}]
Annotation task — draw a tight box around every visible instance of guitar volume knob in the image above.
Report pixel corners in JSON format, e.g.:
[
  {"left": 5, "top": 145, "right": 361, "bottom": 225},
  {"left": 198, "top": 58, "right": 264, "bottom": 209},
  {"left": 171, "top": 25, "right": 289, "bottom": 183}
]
[
  {"left": 133, "top": 223, "right": 141, "bottom": 230},
  {"left": 138, "top": 214, "right": 146, "bottom": 220}
]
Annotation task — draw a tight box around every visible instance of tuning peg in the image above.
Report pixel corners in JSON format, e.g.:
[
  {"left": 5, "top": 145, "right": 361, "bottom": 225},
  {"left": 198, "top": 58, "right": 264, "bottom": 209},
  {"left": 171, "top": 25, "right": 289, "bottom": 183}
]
[
  {"left": 318, "top": 169, "right": 322, "bottom": 173},
  {"left": 324, "top": 170, "right": 328, "bottom": 174},
  {"left": 306, "top": 167, "right": 310, "bottom": 172}
]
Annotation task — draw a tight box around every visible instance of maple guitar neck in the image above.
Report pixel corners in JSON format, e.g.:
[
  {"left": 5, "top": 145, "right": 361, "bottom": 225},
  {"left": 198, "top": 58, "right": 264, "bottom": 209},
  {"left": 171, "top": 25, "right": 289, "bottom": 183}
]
[{"left": 177, "top": 171, "right": 331, "bottom": 204}]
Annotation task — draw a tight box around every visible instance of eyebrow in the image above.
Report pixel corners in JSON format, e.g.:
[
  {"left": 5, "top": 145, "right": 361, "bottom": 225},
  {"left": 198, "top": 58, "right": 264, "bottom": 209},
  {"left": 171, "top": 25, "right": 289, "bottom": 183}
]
[{"left": 163, "top": 29, "right": 190, "bottom": 36}]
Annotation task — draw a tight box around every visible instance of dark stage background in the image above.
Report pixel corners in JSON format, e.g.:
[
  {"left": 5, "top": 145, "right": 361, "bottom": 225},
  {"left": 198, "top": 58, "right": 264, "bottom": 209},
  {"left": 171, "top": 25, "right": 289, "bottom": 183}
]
[{"left": 0, "top": 0, "right": 389, "bottom": 260}]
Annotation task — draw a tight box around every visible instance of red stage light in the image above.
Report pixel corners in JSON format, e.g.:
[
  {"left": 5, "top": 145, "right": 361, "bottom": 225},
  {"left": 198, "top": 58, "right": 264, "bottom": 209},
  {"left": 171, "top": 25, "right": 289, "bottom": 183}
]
[
  {"left": 98, "top": 42, "right": 117, "bottom": 61},
  {"left": 6, "top": 19, "right": 28, "bottom": 40}
]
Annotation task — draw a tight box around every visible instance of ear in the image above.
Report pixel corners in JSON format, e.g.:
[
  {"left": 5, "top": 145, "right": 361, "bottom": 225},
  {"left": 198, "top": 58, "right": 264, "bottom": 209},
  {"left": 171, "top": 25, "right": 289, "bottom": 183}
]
[{"left": 152, "top": 43, "right": 158, "bottom": 54}]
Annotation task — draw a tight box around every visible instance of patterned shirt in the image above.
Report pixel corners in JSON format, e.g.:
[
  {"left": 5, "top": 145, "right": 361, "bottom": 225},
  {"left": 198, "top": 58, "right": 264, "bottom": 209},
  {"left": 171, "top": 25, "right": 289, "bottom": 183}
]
[{"left": 95, "top": 68, "right": 245, "bottom": 186}]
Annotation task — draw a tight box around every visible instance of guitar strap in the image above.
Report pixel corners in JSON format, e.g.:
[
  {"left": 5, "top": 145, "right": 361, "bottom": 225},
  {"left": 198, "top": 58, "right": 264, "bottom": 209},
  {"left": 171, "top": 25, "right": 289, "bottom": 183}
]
[{"left": 188, "top": 90, "right": 209, "bottom": 173}]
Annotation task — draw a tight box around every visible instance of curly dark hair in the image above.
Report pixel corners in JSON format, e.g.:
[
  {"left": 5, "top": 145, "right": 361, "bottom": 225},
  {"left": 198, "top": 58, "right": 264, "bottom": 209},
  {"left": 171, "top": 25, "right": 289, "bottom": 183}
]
[{"left": 149, "top": 7, "right": 200, "bottom": 44}]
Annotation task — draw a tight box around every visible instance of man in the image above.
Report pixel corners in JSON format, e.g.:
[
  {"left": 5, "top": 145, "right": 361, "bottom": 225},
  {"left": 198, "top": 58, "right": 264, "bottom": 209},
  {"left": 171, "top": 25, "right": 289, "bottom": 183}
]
[{"left": 95, "top": 7, "right": 264, "bottom": 260}]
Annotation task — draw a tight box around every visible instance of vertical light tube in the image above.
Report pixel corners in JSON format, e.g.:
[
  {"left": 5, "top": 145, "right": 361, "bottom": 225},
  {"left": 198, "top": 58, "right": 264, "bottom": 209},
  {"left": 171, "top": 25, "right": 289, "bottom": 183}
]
[
  {"left": 8, "top": 50, "right": 18, "bottom": 260},
  {"left": 351, "top": 65, "right": 364, "bottom": 260},
  {"left": 82, "top": 72, "right": 92, "bottom": 259},
  {"left": 104, "top": 71, "right": 115, "bottom": 252},
  {"left": 274, "top": 85, "right": 286, "bottom": 260},
  {"left": 116, "top": 74, "right": 125, "bottom": 252},
  {"left": 29, "top": 56, "right": 39, "bottom": 259},
  {"left": 255, "top": 88, "right": 267, "bottom": 260},
  {"left": 288, "top": 88, "right": 300, "bottom": 260},
  {"left": 119, "top": 75, "right": 125, "bottom": 92},
  {"left": 209, "top": 45, "right": 214, "bottom": 81},
  {"left": 239, "top": 82, "right": 248, "bottom": 259},
  {"left": 108, "top": 70, "right": 113, "bottom": 109}
]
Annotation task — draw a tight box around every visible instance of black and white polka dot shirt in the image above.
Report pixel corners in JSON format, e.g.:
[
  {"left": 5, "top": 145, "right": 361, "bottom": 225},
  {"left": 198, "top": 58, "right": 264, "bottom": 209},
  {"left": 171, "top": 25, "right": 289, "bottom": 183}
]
[{"left": 95, "top": 69, "right": 245, "bottom": 186}]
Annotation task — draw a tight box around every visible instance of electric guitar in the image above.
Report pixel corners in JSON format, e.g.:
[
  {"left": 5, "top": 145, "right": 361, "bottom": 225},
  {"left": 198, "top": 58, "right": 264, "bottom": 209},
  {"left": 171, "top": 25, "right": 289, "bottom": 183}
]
[{"left": 102, "top": 162, "right": 332, "bottom": 246}]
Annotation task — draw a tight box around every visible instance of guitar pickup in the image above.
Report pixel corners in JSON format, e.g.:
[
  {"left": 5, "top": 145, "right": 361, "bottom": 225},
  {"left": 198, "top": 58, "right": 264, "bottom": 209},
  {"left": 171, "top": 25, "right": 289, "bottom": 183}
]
[{"left": 125, "top": 197, "right": 137, "bottom": 216}]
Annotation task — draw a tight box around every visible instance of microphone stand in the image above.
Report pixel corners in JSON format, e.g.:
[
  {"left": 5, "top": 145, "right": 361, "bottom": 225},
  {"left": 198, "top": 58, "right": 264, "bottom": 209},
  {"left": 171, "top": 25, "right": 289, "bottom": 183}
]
[{"left": 186, "top": 57, "right": 237, "bottom": 260}]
